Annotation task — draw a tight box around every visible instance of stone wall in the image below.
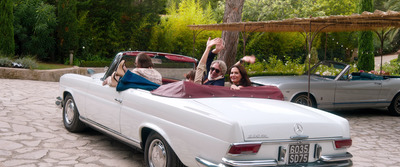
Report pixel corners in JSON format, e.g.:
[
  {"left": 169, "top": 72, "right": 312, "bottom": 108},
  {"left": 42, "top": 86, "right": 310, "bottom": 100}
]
[{"left": 0, "top": 67, "right": 105, "bottom": 82}]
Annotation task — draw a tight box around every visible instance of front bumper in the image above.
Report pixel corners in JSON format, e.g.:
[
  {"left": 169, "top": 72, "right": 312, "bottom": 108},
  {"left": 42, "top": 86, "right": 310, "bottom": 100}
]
[{"left": 196, "top": 152, "right": 352, "bottom": 167}]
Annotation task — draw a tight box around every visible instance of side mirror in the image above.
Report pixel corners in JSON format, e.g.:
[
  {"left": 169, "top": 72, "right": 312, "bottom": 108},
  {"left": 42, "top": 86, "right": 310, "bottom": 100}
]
[{"left": 348, "top": 73, "right": 352, "bottom": 80}]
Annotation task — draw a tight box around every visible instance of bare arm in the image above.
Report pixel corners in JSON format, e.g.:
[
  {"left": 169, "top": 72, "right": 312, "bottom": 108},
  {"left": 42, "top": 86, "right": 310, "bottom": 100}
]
[
  {"left": 234, "top": 55, "right": 256, "bottom": 66},
  {"left": 194, "top": 37, "right": 224, "bottom": 84}
]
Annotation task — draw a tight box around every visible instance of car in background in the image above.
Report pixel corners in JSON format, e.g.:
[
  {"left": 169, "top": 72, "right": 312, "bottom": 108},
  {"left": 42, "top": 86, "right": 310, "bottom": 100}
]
[
  {"left": 57, "top": 52, "right": 353, "bottom": 167},
  {"left": 251, "top": 60, "right": 400, "bottom": 116}
]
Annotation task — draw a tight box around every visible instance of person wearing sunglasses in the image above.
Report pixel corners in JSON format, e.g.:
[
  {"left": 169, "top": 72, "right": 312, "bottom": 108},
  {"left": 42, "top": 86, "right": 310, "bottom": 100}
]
[{"left": 194, "top": 37, "right": 227, "bottom": 86}]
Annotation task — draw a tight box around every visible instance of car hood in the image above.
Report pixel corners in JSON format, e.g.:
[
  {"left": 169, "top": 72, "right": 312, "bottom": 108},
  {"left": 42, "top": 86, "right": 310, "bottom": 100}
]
[
  {"left": 192, "top": 98, "right": 349, "bottom": 141},
  {"left": 251, "top": 75, "right": 331, "bottom": 86}
]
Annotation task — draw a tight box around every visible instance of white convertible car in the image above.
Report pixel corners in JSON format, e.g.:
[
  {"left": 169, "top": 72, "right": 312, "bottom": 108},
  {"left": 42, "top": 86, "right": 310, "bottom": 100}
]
[{"left": 57, "top": 51, "right": 353, "bottom": 167}]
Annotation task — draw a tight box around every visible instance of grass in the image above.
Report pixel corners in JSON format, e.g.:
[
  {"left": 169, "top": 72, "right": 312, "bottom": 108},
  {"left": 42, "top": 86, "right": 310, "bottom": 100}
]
[{"left": 36, "top": 63, "right": 73, "bottom": 70}]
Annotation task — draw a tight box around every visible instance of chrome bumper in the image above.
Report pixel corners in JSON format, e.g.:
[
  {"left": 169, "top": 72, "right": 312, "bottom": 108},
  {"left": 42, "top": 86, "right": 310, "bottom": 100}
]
[
  {"left": 55, "top": 96, "right": 63, "bottom": 109},
  {"left": 196, "top": 152, "right": 352, "bottom": 167}
]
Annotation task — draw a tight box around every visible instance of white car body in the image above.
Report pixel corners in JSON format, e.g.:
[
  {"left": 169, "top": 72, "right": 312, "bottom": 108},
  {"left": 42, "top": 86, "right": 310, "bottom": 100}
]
[{"left": 57, "top": 51, "right": 352, "bottom": 167}]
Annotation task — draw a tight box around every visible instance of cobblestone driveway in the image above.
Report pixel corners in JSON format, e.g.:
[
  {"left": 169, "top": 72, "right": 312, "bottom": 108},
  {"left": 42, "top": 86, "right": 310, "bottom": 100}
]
[{"left": 1, "top": 79, "right": 399, "bottom": 167}]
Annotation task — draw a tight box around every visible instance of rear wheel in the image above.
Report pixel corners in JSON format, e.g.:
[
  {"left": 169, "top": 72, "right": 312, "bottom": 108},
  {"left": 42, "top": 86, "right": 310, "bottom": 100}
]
[
  {"left": 144, "top": 131, "right": 185, "bottom": 167},
  {"left": 389, "top": 94, "right": 400, "bottom": 116},
  {"left": 63, "top": 94, "right": 86, "bottom": 132},
  {"left": 291, "top": 94, "right": 317, "bottom": 108}
]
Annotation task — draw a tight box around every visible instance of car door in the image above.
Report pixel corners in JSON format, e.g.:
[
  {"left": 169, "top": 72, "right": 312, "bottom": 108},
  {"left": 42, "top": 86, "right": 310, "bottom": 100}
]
[
  {"left": 334, "top": 79, "right": 382, "bottom": 108},
  {"left": 85, "top": 78, "right": 123, "bottom": 132}
]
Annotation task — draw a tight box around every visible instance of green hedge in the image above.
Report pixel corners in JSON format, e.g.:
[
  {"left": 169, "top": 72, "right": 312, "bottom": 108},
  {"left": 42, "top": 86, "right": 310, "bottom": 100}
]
[{"left": 80, "top": 61, "right": 111, "bottom": 67}]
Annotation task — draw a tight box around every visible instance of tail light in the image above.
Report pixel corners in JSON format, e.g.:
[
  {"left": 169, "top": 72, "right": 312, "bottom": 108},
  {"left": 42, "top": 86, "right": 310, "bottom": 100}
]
[
  {"left": 228, "top": 143, "right": 261, "bottom": 155},
  {"left": 334, "top": 139, "right": 352, "bottom": 149}
]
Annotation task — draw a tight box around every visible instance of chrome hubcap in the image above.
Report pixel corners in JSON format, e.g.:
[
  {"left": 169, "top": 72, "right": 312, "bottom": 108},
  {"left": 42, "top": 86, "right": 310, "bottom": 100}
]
[
  {"left": 64, "top": 99, "right": 75, "bottom": 124},
  {"left": 148, "top": 139, "right": 166, "bottom": 167},
  {"left": 294, "top": 96, "right": 309, "bottom": 105}
]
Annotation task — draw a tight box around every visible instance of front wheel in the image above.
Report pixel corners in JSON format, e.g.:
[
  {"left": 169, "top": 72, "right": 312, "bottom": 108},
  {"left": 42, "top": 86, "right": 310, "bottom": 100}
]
[
  {"left": 144, "top": 131, "right": 185, "bottom": 167},
  {"left": 388, "top": 94, "right": 400, "bottom": 116},
  {"left": 63, "top": 94, "right": 86, "bottom": 132},
  {"left": 291, "top": 94, "right": 317, "bottom": 108}
]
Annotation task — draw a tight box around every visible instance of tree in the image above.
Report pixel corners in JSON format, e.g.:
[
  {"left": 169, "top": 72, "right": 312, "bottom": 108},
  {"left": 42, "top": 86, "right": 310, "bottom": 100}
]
[
  {"left": 384, "top": 0, "right": 399, "bottom": 11},
  {"left": 357, "top": 0, "right": 375, "bottom": 71},
  {"left": 0, "top": 0, "right": 15, "bottom": 56},
  {"left": 57, "top": 0, "right": 78, "bottom": 61},
  {"left": 219, "top": 0, "right": 245, "bottom": 69},
  {"left": 13, "top": 0, "right": 56, "bottom": 60},
  {"left": 149, "top": 0, "right": 220, "bottom": 58}
]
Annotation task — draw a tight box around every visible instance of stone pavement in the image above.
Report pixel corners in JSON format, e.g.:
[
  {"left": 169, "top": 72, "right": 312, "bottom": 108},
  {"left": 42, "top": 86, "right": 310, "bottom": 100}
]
[
  {"left": 1, "top": 79, "right": 400, "bottom": 167},
  {"left": 0, "top": 79, "right": 143, "bottom": 167}
]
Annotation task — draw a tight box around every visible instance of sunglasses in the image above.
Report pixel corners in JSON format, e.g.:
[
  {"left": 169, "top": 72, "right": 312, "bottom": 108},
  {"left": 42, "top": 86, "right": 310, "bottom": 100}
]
[{"left": 210, "top": 67, "right": 220, "bottom": 74}]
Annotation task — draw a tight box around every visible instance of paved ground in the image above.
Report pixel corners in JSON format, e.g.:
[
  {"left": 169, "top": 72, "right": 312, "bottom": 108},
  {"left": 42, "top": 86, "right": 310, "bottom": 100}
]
[{"left": 1, "top": 79, "right": 400, "bottom": 167}]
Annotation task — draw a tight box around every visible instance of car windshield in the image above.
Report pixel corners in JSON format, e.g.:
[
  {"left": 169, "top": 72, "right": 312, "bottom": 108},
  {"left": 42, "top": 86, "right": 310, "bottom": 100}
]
[
  {"left": 308, "top": 61, "right": 347, "bottom": 79},
  {"left": 122, "top": 55, "right": 195, "bottom": 80},
  {"left": 103, "top": 52, "right": 197, "bottom": 82}
]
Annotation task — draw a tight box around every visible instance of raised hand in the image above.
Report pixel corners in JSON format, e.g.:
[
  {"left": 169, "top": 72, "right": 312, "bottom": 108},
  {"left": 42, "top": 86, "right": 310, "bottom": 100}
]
[{"left": 242, "top": 55, "right": 256, "bottom": 64}]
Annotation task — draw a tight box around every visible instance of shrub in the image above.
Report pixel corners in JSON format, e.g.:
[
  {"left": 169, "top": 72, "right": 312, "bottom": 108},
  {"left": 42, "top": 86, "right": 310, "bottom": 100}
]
[
  {"left": 14, "top": 56, "right": 38, "bottom": 69},
  {"left": 382, "top": 59, "right": 400, "bottom": 75},
  {"left": 0, "top": 56, "right": 13, "bottom": 67},
  {"left": 80, "top": 61, "right": 111, "bottom": 67}
]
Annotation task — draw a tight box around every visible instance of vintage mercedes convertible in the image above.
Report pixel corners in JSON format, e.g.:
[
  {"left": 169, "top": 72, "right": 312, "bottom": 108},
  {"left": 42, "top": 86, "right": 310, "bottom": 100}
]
[
  {"left": 57, "top": 51, "right": 353, "bottom": 167},
  {"left": 251, "top": 60, "right": 400, "bottom": 116}
]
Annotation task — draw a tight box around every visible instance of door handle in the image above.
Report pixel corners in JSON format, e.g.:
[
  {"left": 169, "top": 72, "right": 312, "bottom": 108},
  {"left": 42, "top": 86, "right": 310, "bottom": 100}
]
[
  {"left": 374, "top": 82, "right": 382, "bottom": 85},
  {"left": 114, "top": 98, "right": 122, "bottom": 103}
]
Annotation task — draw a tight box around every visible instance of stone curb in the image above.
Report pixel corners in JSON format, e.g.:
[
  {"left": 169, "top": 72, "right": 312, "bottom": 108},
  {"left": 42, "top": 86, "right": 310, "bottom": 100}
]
[{"left": 0, "top": 67, "right": 105, "bottom": 82}]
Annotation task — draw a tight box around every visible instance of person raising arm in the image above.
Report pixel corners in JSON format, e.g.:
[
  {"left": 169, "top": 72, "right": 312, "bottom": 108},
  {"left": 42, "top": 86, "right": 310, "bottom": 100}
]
[
  {"left": 194, "top": 37, "right": 226, "bottom": 86},
  {"left": 229, "top": 55, "right": 256, "bottom": 90}
]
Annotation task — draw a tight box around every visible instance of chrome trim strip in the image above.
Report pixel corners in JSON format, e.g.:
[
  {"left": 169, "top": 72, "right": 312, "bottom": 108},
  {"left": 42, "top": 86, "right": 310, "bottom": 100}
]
[
  {"left": 333, "top": 101, "right": 390, "bottom": 105},
  {"left": 243, "top": 136, "right": 346, "bottom": 144},
  {"left": 196, "top": 155, "right": 352, "bottom": 167},
  {"left": 79, "top": 116, "right": 142, "bottom": 149},
  {"left": 222, "top": 157, "right": 277, "bottom": 167},
  {"left": 321, "top": 152, "right": 353, "bottom": 162},
  {"left": 195, "top": 157, "right": 226, "bottom": 167}
]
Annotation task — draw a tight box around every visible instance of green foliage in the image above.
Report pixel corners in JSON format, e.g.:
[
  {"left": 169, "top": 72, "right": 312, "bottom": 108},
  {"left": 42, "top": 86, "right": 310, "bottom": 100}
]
[
  {"left": 246, "top": 32, "right": 306, "bottom": 62},
  {"left": 305, "top": 47, "right": 319, "bottom": 65},
  {"left": 149, "top": 0, "right": 220, "bottom": 59},
  {"left": 14, "top": 0, "right": 56, "bottom": 60},
  {"left": 382, "top": 58, "right": 400, "bottom": 75},
  {"left": 80, "top": 61, "right": 110, "bottom": 67},
  {"left": 0, "top": 56, "right": 13, "bottom": 67},
  {"left": 242, "top": 0, "right": 357, "bottom": 22},
  {"left": 57, "top": 0, "right": 78, "bottom": 59},
  {"left": 357, "top": 0, "right": 375, "bottom": 71},
  {"left": 0, "top": 0, "right": 15, "bottom": 56},
  {"left": 247, "top": 55, "right": 305, "bottom": 75},
  {"left": 14, "top": 56, "right": 38, "bottom": 69},
  {"left": 385, "top": 0, "right": 400, "bottom": 11},
  {"left": 73, "top": 0, "right": 166, "bottom": 61}
]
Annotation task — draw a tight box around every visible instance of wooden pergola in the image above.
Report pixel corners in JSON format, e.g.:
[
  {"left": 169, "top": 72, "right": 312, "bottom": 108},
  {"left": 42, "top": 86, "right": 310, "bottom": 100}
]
[
  {"left": 189, "top": 10, "right": 400, "bottom": 33},
  {"left": 188, "top": 10, "right": 400, "bottom": 106}
]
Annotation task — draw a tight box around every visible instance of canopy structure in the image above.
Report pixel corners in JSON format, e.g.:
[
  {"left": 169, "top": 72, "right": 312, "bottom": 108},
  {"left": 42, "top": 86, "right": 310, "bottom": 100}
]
[
  {"left": 188, "top": 10, "right": 400, "bottom": 107},
  {"left": 188, "top": 10, "right": 400, "bottom": 33}
]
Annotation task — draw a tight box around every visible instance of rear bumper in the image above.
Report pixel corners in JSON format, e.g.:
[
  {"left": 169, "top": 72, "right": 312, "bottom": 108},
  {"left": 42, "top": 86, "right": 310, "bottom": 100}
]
[{"left": 196, "top": 152, "right": 352, "bottom": 167}]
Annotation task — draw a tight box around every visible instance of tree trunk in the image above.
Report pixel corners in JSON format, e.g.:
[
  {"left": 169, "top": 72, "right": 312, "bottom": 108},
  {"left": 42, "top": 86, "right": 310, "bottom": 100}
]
[{"left": 219, "top": 0, "right": 245, "bottom": 70}]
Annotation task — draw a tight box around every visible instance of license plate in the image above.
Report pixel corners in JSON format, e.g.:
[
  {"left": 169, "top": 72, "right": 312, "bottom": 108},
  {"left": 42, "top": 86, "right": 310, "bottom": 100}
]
[{"left": 288, "top": 144, "right": 310, "bottom": 164}]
